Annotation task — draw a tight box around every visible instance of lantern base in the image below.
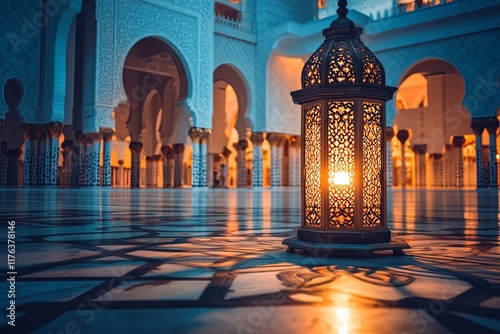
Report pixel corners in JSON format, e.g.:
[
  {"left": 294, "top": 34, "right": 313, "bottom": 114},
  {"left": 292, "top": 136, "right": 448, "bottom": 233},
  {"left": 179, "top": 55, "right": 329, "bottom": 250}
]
[
  {"left": 297, "top": 228, "right": 391, "bottom": 244},
  {"left": 282, "top": 237, "right": 410, "bottom": 258}
]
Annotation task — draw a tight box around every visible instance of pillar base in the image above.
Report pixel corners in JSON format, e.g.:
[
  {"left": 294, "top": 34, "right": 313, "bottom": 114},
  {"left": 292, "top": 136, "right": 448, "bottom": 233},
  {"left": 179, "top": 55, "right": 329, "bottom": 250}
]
[
  {"left": 297, "top": 228, "right": 391, "bottom": 244},
  {"left": 283, "top": 237, "right": 410, "bottom": 258}
]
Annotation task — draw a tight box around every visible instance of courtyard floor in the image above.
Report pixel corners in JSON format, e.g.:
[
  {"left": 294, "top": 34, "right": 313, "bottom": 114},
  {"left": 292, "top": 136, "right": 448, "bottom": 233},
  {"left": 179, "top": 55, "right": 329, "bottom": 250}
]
[{"left": 0, "top": 187, "right": 499, "bottom": 334}]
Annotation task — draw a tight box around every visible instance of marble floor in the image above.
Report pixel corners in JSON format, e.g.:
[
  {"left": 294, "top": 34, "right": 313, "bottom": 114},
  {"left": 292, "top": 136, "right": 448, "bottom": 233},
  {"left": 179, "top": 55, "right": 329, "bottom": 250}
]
[{"left": 0, "top": 187, "right": 499, "bottom": 334}]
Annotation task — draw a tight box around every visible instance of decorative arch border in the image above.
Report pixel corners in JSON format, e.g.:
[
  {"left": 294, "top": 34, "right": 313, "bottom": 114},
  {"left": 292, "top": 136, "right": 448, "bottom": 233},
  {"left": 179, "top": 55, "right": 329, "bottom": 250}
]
[
  {"left": 388, "top": 56, "right": 466, "bottom": 126},
  {"left": 118, "top": 35, "right": 193, "bottom": 108},
  {"left": 213, "top": 63, "right": 253, "bottom": 132},
  {"left": 95, "top": 0, "right": 214, "bottom": 129},
  {"left": 50, "top": 0, "right": 83, "bottom": 122}
]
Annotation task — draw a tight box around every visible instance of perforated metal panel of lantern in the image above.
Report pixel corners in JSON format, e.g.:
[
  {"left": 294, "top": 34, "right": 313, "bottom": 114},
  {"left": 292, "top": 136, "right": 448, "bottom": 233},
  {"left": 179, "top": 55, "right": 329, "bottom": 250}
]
[{"left": 283, "top": 0, "right": 410, "bottom": 256}]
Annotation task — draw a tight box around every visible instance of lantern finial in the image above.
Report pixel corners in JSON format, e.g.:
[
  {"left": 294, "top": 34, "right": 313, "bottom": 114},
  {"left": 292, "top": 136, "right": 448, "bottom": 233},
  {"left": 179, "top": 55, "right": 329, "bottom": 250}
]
[
  {"left": 324, "top": 0, "right": 356, "bottom": 39},
  {"left": 337, "top": 0, "right": 348, "bottom": 18}
]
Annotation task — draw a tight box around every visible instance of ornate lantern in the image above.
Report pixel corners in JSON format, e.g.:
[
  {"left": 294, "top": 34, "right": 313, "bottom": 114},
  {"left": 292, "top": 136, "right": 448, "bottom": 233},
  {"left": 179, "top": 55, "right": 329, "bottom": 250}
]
[{"left": 283, "top": 0, "right": 409, "bottom": 257}]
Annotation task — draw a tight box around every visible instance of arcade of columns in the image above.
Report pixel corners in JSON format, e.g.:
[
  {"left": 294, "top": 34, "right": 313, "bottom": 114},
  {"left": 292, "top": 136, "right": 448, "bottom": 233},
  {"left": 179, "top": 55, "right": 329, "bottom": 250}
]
[
  {"left": 0, "top": 118, "right": 498, "bottom": 188},
  {"left": 389, "top": 116, "right": 499, "bottom": 188}
]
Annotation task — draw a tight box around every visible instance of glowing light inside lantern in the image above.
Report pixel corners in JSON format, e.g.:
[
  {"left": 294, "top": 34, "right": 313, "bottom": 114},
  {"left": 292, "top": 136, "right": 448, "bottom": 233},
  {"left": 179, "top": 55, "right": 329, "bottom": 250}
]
[{"left": 333, "top": 171, "right": 350, "bottom": 185}]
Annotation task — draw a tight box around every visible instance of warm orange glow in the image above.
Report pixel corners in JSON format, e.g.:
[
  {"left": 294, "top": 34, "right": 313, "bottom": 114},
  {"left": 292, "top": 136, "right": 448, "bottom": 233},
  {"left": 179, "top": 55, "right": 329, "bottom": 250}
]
[
  {"left": 333, "top": 171, "right": 350, "bottom": 185},
  {"left": 336, "top": 307, "right": 350, "bottom": 334}
]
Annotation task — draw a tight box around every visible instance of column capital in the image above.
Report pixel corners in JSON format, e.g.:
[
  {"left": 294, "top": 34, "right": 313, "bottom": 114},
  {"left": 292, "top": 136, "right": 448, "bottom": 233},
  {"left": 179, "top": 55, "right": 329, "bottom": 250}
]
[
  {"left": 470, "top": 118, "right": 490, "bottom": 135},
  {"left": 100, "top": 127, "right": 115, "bottom": 142},
  {"left": 201, "top": 129, "right": 212, "bottom": 144},
  {"left": 129, "top": 141, "right": 143, "bottom": 153},
  {"left": 485, "top": 117, "right": 499, "bottom": 134},
  {"left": 173, "top": 143, "right": 185, "bottom": 154},
  {"left": 22, "top": 123, "right": 40, "bottom": 141},
  {"left": 452, "top": 136, "right": 466, "bottom": 148},
  {"left": 396, "top": 129, "right": 409, "bottom": 144},
  {"left": 386, "top": 127, "right": 395, "bottom": 141},
  {"left": 267, "top": 133, "right": 287, "bottom": 146},
  {"left": 412, "top": 144, "right": 427, "bottom": 155},
  {"left": 188, "top": 127, "right": 204, "bottom": 142},
  {"left": 83, "top": 132, "right": 102, "bottom": 144},
  {"left": 153, "top": 154, "right": 162, "bottom": 161},
  {"left": 161, "top": 145, "right": 175, "bottom": 159},
  {"left": 221, "top": 146, "right": 232, "bottom": 158},
  {"left": 234, "top": 139, "right": 248, "bottom": 151},
  {"left": 250, "top": 132, "right": 265, "bottom": 146},
  {"left": 47, "top": 122, "right": 63, "bottom": 139},
  {"left": 430, "top": 153, "right": 443, "bottom": 160}
]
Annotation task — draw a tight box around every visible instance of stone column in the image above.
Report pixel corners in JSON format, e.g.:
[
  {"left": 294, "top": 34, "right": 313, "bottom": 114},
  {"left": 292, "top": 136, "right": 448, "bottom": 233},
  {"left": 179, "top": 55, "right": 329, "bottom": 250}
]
[
  {"left": 145, "top": 156, "right": 154, "bottom": 187},
  {"left": 386, "top": 127, "right": 394, "bottom": 187},
  {"left": 220, "top": 146, "right": 231, "bottom": 187},
  {"left": 83, "top": 133, "right": 96, "bottom": 186},
  {"left": 43, "top": 129, "right": 51, "bottom": 185},
  {"left": 444, "top": 144, "right": 453, "bottom": 187},
  {"left": 290, "top": 136, "right": 301, "bottom": 187},
  {"left": 117, "top": 159, "right": 124, "bottom": 187},
  {"left": 61, "top": 140, "right": 76, "bottom": 187},
  {"left": 161, "top": 145, "right": 174, "bottom": 188},
  {"left": 430, "top": 153, "right": 444, "bottom": 187},
  {"left": 452, "top": 136, "right": 466, "bottom": 188},
  {"left": 188, "top": 128, "right": 203, "bottom": 187},
  {"left": 200, "top": 129, "right": 211, "bottom": 187},
  {"left": 235, "top": 139, "right": 248, "bottom": 188},
  {"left": 250, "top": 133, "right": 264, "bottom": 187},
  {"left": 29, "top": 127, "right": 41, "bottom": 186},
  {"left": 101, "top": 128, "right": 114, "bottom": 187},
  {"left": 91, "top": 133, "right": 102, "bottom": 186},
  {"left": 396, "top": 129, "right": 409, "bottom": 188},
  {"left": 129, "top": 142, "right": 143, "bottom": 188},
  {"left": 75, "top": 132, "right": 86, "bottom": 187},
  {"left": 486, "top": 118, "right": 499, "bottom": 188},
  {"left": 0, "top": 120, "right": 6, "bottom": 186},
  {"left": 5, "top": 149, "right": 22, "bottom": 186},
  {"left": 22, "top": 124, "right": 34, "bottom": 186},
  {"left": 268, "top": 133, "right": 284, "bottom": 187},
  {"left": 36, "top": 131, "right": 45, "bottom": 185},
  {"left": 47, "top": 122, "right": 63, "bottom": 186},
  {"left": 471, "top": 119, "right": 485, "bottom": 188},
  {"left": 412, "top": 144, "right": 427, "bottom": 187},
  {"left": 153, "top": 155, "right": 161, "bottom": 187},
  {"left": 173, "top": 143, "right": 184, "bottom": 188}
]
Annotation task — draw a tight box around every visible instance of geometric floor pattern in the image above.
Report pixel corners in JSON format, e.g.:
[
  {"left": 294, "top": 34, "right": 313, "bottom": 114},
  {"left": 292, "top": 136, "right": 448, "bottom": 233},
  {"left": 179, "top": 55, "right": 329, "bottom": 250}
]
[{"left": 0, "top": 187, "right": 499, "bottom": 334}]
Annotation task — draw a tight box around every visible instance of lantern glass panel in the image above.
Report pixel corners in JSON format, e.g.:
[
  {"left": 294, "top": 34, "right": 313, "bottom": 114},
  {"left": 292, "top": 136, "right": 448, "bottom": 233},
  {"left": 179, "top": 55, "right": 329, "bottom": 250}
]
[
  {"left": 328, "top": 101, "right": 355, "bottom": 228},
  {"left": 352, "top": 39, "right": 383, "bottom": 85},
  {"left": 304, "top": 104, "right": 322, "bottom": 226},
  {"left": 328, "top": 40, "right": 356, "bottom": 84},
  {"left": 362, "top": 102, "right": 383, "bottom": 227},
  {"left": 304, "top": 43, "right": 328, "bottom": 88}
]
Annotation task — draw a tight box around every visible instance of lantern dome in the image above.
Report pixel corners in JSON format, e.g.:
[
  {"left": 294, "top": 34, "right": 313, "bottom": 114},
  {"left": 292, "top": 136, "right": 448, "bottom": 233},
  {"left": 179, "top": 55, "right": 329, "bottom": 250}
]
[{"left": 302, "top": 0, "right": 385, "bottom": 89}]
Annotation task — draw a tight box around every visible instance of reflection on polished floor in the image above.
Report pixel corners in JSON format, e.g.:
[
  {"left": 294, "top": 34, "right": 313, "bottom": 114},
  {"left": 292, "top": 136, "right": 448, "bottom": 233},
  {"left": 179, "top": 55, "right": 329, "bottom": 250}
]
[{"left": 0, "top": 187, "right": 499, "bottom": 334}]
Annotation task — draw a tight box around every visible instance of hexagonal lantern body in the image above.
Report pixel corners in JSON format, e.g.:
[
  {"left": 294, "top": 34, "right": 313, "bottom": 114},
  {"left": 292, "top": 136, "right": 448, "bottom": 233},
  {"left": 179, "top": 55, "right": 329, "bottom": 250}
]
[{"left": 283, "top": 1, "right": 409, "bottom": 257}]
